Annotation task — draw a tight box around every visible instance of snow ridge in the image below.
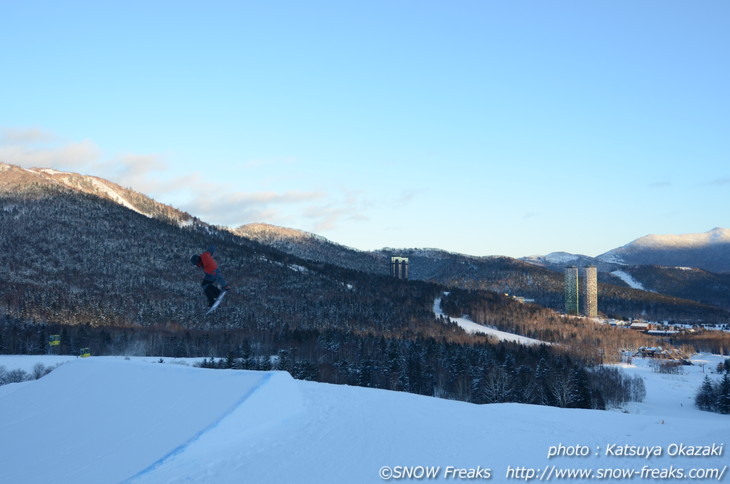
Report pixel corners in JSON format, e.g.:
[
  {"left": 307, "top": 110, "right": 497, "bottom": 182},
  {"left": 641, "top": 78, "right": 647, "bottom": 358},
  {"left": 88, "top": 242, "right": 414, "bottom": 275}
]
[{"left": 122, "top": 372, "right": 274, "bottom": 482}]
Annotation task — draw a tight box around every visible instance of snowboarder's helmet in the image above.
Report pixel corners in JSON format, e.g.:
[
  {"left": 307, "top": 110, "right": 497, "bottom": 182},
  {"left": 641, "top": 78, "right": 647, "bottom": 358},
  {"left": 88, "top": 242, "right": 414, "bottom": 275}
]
[{"left": 190, "top": 255, "right": 201, "bottom": 266}]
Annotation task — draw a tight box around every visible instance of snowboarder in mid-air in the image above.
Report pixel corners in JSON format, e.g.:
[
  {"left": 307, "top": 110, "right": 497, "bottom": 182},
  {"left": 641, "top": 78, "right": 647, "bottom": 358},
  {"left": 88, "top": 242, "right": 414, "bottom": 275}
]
[{"left": 190, "top": 245, "right": 230, "bottom": 313}]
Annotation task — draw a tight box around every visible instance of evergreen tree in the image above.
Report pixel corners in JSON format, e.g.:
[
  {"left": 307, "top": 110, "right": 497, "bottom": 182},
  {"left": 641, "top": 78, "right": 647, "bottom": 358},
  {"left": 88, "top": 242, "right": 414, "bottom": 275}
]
[
  {"left": 533, "top": 358, "right": 554, "bottom": 406},
  {"left": 695, "top": 375, "right": 717, "bottom": 412},
  {"left": 225, "top": 352, "right": 237, "bottom": 369},
  {"left": 717, "top": 373, "right": 730, "bottom": 415},
  {"left": 386, "top": 349, "right": 403, "bottom": 391},
  {"left": 482, "top": 365, "right": 514, "bottom": 403},
  {"left": 292, "top": 360, "right": 319, "bottom": 381},
  {"left": 568, "top": 367, "right": 592, "bottom": 409}
]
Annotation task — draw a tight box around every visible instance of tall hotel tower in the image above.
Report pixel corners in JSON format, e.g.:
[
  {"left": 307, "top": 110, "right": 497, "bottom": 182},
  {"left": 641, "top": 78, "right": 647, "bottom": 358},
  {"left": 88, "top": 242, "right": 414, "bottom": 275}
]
[
  {"left": 564, "top": 266, "right": 598, "bottom": 317},
  {"left": 582, "top": 266, "right": 598, "bottom": 318},
  {"left": 564, "top": 266, "right": 580, "bottom": 315},
  {"left": 390, "top": 257, "right": 409, "bottom": 280}
]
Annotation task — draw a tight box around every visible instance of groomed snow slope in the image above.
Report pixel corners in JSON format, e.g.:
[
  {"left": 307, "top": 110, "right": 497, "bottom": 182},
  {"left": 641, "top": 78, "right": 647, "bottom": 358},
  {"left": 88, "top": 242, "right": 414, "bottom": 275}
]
[
  {"left": 0, "top": 360, "right": 302, "bottom": 484},
  {"left": 434, "top": 297, "right": 547, "bottom": 345},
  {"left": 611, "top": 270, "right": 647, "bottom": 291},
  {"left": 0, "top": 356, "right": 728, "bottom": 484}
]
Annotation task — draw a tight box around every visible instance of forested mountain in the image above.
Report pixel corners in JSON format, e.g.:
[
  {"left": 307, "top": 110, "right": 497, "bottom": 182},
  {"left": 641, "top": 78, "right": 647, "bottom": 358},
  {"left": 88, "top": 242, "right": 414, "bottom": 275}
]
[
  {"left": 524, "top": 251, "right": 730, "bottom": 310},
  {"left": 2, "top": 162, "right": 727, "bottom": 407},
  {"left": 605, "top": 265, "right": 730, "bottom": 310},
  {"left": 237, "top": 223, "right": 730, "bottom": 322},
  {"left": 0, "top": 163, "right": 196, "bottom": 226},
  {"left": 525, "top": 229, "right": 730, "bottom": 275},
  {"left": 234, "top": 223, "right": 386, "bottom": 275},
  {"left": 0, "top": 163, "right": 445, "bottom": 339}
]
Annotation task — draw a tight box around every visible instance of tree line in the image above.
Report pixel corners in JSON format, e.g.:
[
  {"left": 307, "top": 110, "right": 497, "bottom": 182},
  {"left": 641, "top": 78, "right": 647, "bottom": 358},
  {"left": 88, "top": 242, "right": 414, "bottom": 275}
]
[{"left": 0, "top": 314, "right": 647, "bottom": 410}]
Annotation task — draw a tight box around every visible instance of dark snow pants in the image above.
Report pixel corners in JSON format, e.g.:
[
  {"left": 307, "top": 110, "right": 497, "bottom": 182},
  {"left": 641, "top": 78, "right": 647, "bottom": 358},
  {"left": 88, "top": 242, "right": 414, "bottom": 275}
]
[{"left": 202, "top": 282, "right": 222, "bottom": 307}]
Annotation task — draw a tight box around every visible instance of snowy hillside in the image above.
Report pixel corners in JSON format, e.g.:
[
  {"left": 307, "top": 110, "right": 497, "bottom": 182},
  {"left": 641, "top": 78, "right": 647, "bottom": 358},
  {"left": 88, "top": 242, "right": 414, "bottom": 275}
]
[
  {"left": 611, "top": 270, "right": 647, "bottom": 291},
  {"left": 0, "top": 161, "right": 195, "bottom": 226},
  {"left": 0, "top": 355, "right": 727, "bottom": 484},
  {"left": 623, "top": 228, "right": 730, "bottom": 250},
  {"left": 598, "top": 227, "right": 730, "bottom": 273},
  {"left": 434, "top": 297, "right": 547, "bottom": 345}
]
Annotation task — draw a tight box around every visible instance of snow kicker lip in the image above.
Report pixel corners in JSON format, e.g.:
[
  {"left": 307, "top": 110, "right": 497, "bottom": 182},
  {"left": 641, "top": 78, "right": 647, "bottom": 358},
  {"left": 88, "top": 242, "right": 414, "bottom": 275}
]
[
  {"left": 0, "top": 359, "right": 303, "bottom": 484},
  {"left": 123, "top": 370, "right": 306, "bottom": 483},
  {"left": 122, "top": 372, "right": 275, "bottom": 482}
]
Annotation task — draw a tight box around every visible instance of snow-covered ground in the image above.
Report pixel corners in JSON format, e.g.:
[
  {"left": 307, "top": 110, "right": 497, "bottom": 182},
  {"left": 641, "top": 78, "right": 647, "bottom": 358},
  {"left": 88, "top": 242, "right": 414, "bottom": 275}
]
[
  {"left": 434, "top": 297, "right": 547, "bottom": 345},
  {"left": 0, "top": 354, "right": 727, "bottom": 484}
]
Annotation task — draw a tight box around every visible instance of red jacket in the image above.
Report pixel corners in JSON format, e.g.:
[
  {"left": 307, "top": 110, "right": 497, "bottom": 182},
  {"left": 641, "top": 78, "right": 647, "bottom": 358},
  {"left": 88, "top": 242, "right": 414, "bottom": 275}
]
[{"left": 199, "top": 251, "right": 218, "bottom": 275}]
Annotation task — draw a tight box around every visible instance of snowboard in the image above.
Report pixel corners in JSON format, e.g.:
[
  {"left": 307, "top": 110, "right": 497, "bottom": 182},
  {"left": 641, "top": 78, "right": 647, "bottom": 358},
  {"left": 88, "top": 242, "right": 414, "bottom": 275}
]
[{"left": 206, "top": 290, "right": 227, "bottom": 315}]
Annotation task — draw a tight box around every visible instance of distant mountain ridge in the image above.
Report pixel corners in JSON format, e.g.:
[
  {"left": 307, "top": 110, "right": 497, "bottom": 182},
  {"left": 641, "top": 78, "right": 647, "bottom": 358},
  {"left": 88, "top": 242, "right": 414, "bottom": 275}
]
[
  {"left": 0, "top": 161, "right": 463, "bottom": 345},
  {"left": 235, "top": 223, "right": 730, "bottom": 316},
  {"left": 2, "top": 161, "right": 728, "bottom": 319},
  {"left": 597, "top": 227, "right": 730, "bottom": 273},
  {"left": 233, "top": 223, "right": 386, "bottom": 274}
]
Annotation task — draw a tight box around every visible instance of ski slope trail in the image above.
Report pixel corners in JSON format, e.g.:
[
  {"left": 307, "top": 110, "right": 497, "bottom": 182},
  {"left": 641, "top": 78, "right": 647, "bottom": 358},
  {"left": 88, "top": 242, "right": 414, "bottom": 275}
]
[
  {"left": 0, "top": 359, "right": 302, "bottom": 484},
  {"left": 433, "top": 296, "right": 547, "bottom": 345}
]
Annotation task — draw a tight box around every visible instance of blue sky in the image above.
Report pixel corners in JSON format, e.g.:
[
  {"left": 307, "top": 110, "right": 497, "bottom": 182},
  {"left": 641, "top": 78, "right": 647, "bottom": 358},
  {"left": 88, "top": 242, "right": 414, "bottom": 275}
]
[{"left": 1, "top": 1, "right": 728, "bottom": 257}]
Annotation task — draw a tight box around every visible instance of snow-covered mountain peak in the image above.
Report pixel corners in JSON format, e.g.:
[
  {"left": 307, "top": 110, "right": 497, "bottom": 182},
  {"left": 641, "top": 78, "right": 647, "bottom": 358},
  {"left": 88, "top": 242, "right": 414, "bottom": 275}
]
[
  {"left": 542, "top": 251, "right": 580, "bottom": 264},
  {"left": 622, "top": 228, "right": 730, "bottom": 250},
  {"left": 31, "top": 167, "right": 153, "bottom": 217},
  {"left": 708, "top": 227, "right": 730, "bottom": 242},
  {"left": 237, "top": 222, "right": 327, "bottom": 242},
  {"left": 0, "top": 162, "right": 197, "bottom": 227},
  {"left": 597, "top": 227, "right": 730, "bottom": 273}
]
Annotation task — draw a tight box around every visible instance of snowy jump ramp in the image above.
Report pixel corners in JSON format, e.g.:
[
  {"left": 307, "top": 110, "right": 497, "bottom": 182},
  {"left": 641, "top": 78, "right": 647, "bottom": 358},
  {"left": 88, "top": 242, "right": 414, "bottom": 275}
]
[
  {"left": 0, "top": 359, "right": 303, "bottom": 484},
  {"left": 2, "top": 354, "right": 728, "bottom": 484}
]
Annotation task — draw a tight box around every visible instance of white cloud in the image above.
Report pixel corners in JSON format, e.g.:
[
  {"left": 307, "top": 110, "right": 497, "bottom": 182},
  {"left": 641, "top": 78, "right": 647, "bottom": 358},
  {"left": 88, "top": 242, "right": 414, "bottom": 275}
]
[
  {"left": 302, "top": 188, "right": 373, "bottom": 232},
  {"left": 0, "top": 127, "right": 56, "bottom": 144},
  {"left": 0, "top": 126, "right": 377, "bottom": 232},
  {"left": 0, "top": 136, "right": 101, "bottom": 170},
  {"left": 180, "top": 189, "right": 327, "bottom": 226}
]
